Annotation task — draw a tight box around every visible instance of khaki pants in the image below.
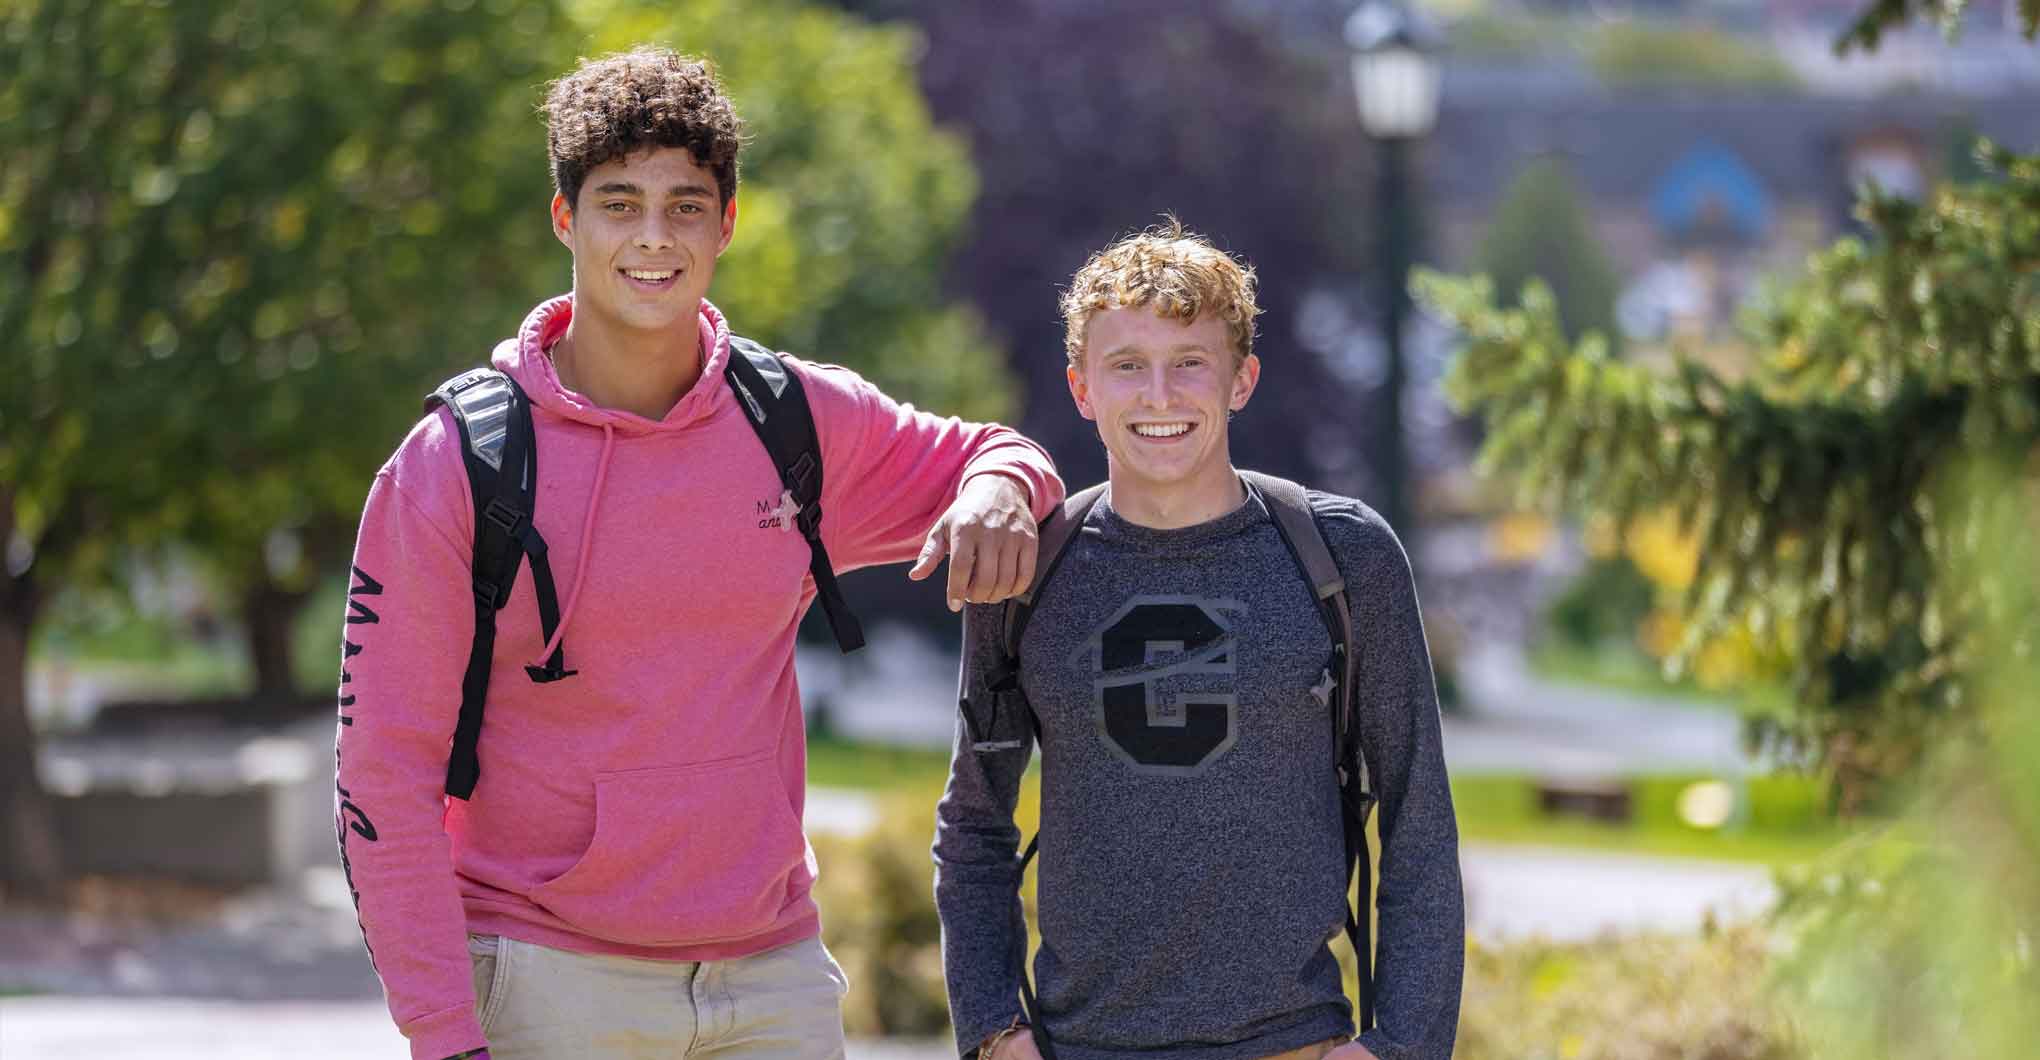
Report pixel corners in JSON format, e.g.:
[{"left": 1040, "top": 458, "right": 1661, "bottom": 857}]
[{"left": 468, "top": 934, "right": 849, "bottom": 1059}]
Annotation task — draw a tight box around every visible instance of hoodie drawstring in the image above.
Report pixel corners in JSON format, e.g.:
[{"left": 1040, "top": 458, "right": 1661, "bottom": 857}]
[{"left": 533, "top": 421, "right": 613, "bottom": 669}]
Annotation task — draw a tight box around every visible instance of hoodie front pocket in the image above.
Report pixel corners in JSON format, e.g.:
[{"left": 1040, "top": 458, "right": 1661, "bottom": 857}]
[{"left": 529, "top": 749, "right": 806, "bottom": 946}]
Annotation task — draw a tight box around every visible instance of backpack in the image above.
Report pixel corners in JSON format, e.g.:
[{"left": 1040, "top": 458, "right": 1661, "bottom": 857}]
[
  {"left": 425, "top": 335, "right": 865, "bottom": 801},
  {"left": 961, "top": 471, "right": 1377, "bottom": 1059}
]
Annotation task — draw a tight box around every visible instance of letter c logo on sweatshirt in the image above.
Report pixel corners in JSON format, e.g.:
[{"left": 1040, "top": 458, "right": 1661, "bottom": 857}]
[{"left": 1077, "top": 595, "right": 1243, "bottom": 775}]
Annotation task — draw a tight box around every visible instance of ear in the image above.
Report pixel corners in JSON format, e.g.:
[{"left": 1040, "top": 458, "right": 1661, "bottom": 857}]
[
  {"left": 551, "top": 192, "right": 573, "bottom": 249},
  {"left": 1066, "top": 361, "right": 1095, "bottom": 421},
  {"left": 716, "top": 195, "right": 738, "bottom": 257},
  {"left": 1229, "top": 353, "right": 1262, "bottom": 412}
]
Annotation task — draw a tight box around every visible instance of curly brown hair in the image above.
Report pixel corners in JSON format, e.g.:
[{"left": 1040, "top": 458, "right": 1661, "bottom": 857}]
[
  {"left": 1060, "top": 218, "right": 1261, "bottom": 369},
  {"left": 542, "top": 47, "right": 746, "bottom": 210}
]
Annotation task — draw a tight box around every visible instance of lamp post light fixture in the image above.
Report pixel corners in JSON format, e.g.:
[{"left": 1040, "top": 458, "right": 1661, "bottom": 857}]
[{"left": 1345, "top": 0, "right": 1440, "bottom": 542}]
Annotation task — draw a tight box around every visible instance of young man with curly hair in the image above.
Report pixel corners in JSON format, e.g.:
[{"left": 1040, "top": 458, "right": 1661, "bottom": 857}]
[
  {"left": 337, "top": 48, "right": 1062, "bottom": 1060},
  {"left": 935, "top": 223, "right": 1463, "bottom": 1060}
]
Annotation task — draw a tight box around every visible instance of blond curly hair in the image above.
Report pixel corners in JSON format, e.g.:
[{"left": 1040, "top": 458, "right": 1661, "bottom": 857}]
[{"left": 1060, "top": 218, "right": 1261, "bottom": 368}]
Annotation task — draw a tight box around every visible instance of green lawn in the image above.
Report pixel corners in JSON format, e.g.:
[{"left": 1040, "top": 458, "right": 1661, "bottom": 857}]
[
  {"left": 1450, "top": 773, "right": 1857, "bottom": 868},
  {"left": 807, "top": 735, "right": 955, "bottom": 792},
  {"left": 808, "top": 738, "right": 1861, "bottom": 870},
  {"left": 1527, "top": 640, "right": 1800, "bottom": 721}
]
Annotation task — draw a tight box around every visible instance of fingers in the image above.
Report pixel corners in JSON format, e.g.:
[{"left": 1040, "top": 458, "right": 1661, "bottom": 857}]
[
  {"left": 1012, "top": 525, "right": 1039, "bottom": 599},
  {"left": 944, "top": 525, "right": 976, "bottom": 612},
  {"left": 973, "top": 533, "right": 1020, "bottom": 604},
  {"left": 908, "top": 521, "right": 948, "bottom": 582}
]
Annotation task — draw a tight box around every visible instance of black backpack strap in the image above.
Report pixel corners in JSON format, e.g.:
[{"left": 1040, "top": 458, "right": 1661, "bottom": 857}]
[
  {"left": 1013, "top": 834, "right": 1057, "bottom": 1060},
  {"left": 1241, "top": 470, "right": 1376, "bottom": 1031},
  {"left": 723, "top": 336, "right": 864, "bottom": 654},
  {"left": 427, "top": 369, "right": 574, "bottom": 801},
  {"left": 1001, "top": 483, "right": 1108, "bottom": 668}
]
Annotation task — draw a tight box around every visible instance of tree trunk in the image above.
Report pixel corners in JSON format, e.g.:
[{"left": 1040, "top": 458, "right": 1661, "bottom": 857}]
[
  {"left": 242, "top": 579, "right": 311, "bottom": 707},
  {"left": 0, "top": 572, "right": 63, "bottom": 897}
]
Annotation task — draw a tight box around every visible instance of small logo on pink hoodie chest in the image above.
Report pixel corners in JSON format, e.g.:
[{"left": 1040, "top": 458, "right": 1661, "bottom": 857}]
[{"left": 756, "top": 490, "right": 801, "bottom": 531}]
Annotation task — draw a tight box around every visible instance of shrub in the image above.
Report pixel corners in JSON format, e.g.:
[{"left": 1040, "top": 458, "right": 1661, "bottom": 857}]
[{"left": 1459, "top": 925, "right": 1803, "bottom": 1060}]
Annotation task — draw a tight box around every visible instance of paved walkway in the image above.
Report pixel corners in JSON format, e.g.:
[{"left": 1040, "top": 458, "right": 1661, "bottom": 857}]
[{"left": 0, "top": 998, "right": 955, "bottom": 1059}]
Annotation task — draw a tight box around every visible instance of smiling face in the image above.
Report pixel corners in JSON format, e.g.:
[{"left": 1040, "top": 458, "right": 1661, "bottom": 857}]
[
  {"left": 1069, "top": 307, "right": 1261, "bottom": 506},
  {"left": 551, "top": 146, "right": 736, "bottom": 338}
]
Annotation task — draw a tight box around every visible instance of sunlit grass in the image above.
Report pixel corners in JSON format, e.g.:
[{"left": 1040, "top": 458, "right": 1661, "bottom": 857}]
[{"left": 807, "top": 738, "right": 1862, "bottom": 868}]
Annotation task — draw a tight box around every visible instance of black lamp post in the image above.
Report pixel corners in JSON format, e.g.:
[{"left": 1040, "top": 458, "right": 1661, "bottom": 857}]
[{"left": 1346, "top": 1, "right": 1440, "bottom": 539}]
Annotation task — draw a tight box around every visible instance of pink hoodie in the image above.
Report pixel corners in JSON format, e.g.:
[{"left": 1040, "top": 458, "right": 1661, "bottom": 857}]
[{"left": 335, "top": 295, "right": 1062, "bottom": 1060}]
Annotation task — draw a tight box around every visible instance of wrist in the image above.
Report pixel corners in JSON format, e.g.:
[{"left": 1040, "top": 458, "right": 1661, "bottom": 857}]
[
  {"left": 971, "top": 1015, "right": 1027, "bottom": 1059},
  {"left": 963, "top": 469, "right": 1029, "bottom": 501}
]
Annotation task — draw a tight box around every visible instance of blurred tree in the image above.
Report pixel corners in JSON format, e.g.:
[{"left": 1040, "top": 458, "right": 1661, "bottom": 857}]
[
  {"left": 1419, "top": 139, "right": 2040, "bottom": 808},
  {"left": 1474, "top": 156, "right": 1621, "bottom": 350},
  {"left": 1, "top": 0, "right": 1006, "bottom": 887},
  {"left": 819, "top": 0, "right": 1381, "bottom": 503},
  {"left": 1771, "top": 458, "right": 2040, "bottom": 1059},
  {"left": 1, "top": 0, "right": 570, "bottom": 892},
  {"left": 1841, "top": 0, "right": 2039, "bottom": 53}
]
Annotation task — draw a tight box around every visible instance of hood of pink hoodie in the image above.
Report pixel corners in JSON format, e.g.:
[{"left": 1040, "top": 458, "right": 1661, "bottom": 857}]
[
  {"left": 492, "top": 294, "right": 735, "bottom": 435},
  {"left": 483, "top": 294, "right": 736, "bottom": 667}
]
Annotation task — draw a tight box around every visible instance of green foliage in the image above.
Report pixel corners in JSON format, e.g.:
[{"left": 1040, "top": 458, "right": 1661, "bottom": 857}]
[
  {"left": 811, "top": 792, "right": 951, "bottom": 1037},
  {"left": 572, "top": 0, "right": 1017, "bottom": 423},
  {"left": 1838, "top": 0, "right": 2040, "bottom": 55},
  {"left": 2, "top": 0, "right": 573, "bottom": 608},
  {"left": 1588, "top": 23, "right": 1802, "bottom": 91},
  {"left": 4, "top": 0, "right": 1011, "bottom": 700},
  {"left": 1771, "top": 460, "right": 2040, "bottom": 1059},
  {"left": 1544, "top": 555, "right": 1657, "bottom": 651},
  {"left": 811, "top": 781, "right": 1040, "bottom": 1038},
  {"left": 1417, "top": 141, "right": 2040, "bottom": 804},
  {"left": 1477, "top": 158, "right": 1623, "bottom": 350},
  {"left": 1460, "top": 925, "right": 1803, "bottom": 1060}
]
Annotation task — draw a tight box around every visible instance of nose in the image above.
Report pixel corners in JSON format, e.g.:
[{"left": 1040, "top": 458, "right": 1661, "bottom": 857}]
[
  {"left": 1138, "top": 363, "right": 1172, "bottom": 409},
  {"left": 634, "top": 212, "right": 676, "bottom": 252}
]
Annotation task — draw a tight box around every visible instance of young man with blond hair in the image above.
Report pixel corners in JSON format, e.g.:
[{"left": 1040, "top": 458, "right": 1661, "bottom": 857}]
[
  {"left": 337, "top": 48, "right": 1062, "bottom": 1060},
  {"left": 935, "top": 222, "right": 1462, "bottom": 1060}
]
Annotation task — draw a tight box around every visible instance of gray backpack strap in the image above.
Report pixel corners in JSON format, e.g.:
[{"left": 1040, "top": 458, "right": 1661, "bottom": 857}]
[{"left": 1240, "top": 469, "right": 1377, "bottom": 1030}]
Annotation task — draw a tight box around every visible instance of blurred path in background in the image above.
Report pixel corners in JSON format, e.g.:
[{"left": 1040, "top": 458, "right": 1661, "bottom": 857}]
[{"left": 1445, "top": 643, "right": 1757, "bottom": 776}]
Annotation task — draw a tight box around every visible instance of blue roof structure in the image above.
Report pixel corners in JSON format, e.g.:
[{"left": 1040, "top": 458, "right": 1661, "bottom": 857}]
[{"left": 1648, "top": 142, "right": 1772, "bottom": 241}]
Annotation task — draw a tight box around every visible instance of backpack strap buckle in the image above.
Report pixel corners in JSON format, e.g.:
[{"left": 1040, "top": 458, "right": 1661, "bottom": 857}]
[{"left": 482, "top": 497, "right": 526, "bottom": 534}]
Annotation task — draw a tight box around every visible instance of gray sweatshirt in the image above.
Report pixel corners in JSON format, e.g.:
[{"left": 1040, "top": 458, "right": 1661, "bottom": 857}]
[{"left": 933, "top": 482, "right": 1463, "bottom": 1060}]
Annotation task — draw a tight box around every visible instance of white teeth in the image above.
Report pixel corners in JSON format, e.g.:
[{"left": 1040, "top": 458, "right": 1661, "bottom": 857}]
[
  {"left": 1132, "top": 423, "right": 1191, "bottom": 438},
  {"left": 625, "top": 269, "right": 675, "bottom": 281}
]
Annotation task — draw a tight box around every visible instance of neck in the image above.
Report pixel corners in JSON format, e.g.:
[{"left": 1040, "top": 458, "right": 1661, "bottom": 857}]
[
  {"left": 1107, "top": 459, "right": 1246, "bottom": 530},
  {"left": 551, "top": 299, "right": 706, "bottom": 420}
]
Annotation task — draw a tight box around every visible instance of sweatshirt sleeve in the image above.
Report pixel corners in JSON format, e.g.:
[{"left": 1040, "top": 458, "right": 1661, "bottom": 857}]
[
  {"left": 334, "top": 413, "right": 490, "bottom": 1060},
  {"left": 1317, "top": 497, "right": 1465, "bottom": 1060},
  {"left": 933, "top": 603, "right": 1036, "bottom": 1056},
  {"left": 793, "top": 358, "right": 1064, "bottom": 570}
]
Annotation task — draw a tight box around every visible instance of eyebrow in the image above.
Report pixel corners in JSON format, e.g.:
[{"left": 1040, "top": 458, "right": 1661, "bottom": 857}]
[
  {"left": 591, "top": 180, "right": 718, "bottom": 199},
  {"left": 1099, "top": 342, "right": 1216, "bottom": 358}
]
